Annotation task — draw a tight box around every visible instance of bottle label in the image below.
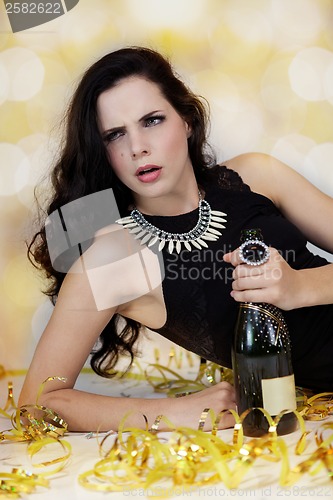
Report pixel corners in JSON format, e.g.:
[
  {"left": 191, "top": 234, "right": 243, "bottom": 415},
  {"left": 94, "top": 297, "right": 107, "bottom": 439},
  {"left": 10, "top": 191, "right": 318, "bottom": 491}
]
[{"left": 261, "top": 374, "right": 297, "bottom": 415}]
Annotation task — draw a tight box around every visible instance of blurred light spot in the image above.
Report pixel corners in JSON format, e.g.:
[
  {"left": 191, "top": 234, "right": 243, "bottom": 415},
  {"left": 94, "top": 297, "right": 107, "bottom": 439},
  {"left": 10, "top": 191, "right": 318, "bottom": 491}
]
[
  {"left": 0, "top": 31, "right": 9, "bottom": 50},
  {"left": 304, "top": 143, "right": 333, "bottom": 196},
  {"left": 324, "top": 59, "right": 333, "bottom": 104},
  {"left": 191, "top": 70, "right": 241, "bottom": 113},
  {"left": 289, "top": 48, "right": 333, "bottom": 101},
  {"left": 261, "top": 58, "right": 298, "bottom": 112},
  {"left": 225, "top": 7, "right": 272, "bottom": 44},
  {"left": 0, "top": 143, "right": 30, "bottom": 196},
  {"left": 209, "top": 23, "right": 271, "bottom": 70},
  {"left": 262, "top": 82, "right": 301, "bottom": 113},
  {"left": 271, "top": 134, "right": 316, "bottom": 173},
  {"left": 0, "top": 62, "right": 10, "bottom": 105},
  {"left": 16, "top": 134, "right": 50, "bottom": 207},
  {"left": 41, "top": 57, "right": 71, "bottom": 86},
  {"left": 3, "top": 256, "right": 41, "bottom": 308},
  {"left": 211, "top": 102, "right": 264, "bottom": 160},
  {"left": 124, "top": 0, "right": 205, "bottom": 28},
  {"left": 260, "top": 57, "right": 307, "bottom": 134},
  {"left": 26, "top": 84, "right": 69, "bottom": 133},
  {"left": 0, "top": 48, "right": 45, "bottom": 101},
  {"left": 271, "top": 0, "right": 323, "bottom": 46},
  {"left": 60, "top": 5, "right": 119, "bottom": 44}
]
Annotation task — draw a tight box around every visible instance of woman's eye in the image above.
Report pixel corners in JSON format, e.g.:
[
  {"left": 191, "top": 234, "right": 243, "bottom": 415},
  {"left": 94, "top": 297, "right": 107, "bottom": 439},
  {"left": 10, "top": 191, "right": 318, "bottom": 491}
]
[
  {"left": 145, "top": 115, "right": 165, "bottom": 127},
  {"left": 103, "top": 130, "right": 124, "bottom": 143}
]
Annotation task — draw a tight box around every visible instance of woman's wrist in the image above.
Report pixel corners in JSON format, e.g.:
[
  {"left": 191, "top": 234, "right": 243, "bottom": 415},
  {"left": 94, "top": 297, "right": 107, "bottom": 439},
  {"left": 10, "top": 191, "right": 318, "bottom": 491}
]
[{"left": 292, "top": 266, "right": 333, "bottom": 309}]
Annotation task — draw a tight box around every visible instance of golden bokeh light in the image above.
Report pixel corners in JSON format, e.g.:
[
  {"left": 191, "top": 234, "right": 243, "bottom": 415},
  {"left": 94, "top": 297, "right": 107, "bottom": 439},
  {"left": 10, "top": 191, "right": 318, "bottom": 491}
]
[
  {"left": 2, "top": 255, "right": 41, "bottom": 308},
  {"left": 0, "top": 47, "right": 45, "bottom": 101},
  {"left": 124, "top": 0, "right": 206, "bottom": 30},
  {"left": 0, "top": 143, "right": 30, "bottom": 196},
  {"left": 289, "top": 47, "right": 333, "bottom": 101},
  {"left": 271, "top": 134, "right": 316, "bottom": 174},
  {"left": 16, "top": 133, "right": 51, "bottom": 207},
  {"left": 0, "top": 61, "right": 10, "bottom": 104},
  {"left": 303, "top": 143, "right": 333, "bottom": 196},
  {"left": 270, "top": 0, "right": 324, "bottom": 47},
  {"left": 26, "top": 83, "right": 70, "bottom": 133},
  {"left": 223, "top": 3, "right": 273, "bottom": 45},
  {"left": 324, "top": 58, "right": 333, "bottom": 105}
]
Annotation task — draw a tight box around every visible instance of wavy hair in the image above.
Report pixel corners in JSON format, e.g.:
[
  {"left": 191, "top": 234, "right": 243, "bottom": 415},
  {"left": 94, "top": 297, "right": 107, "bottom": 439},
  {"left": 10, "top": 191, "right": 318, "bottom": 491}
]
[{"left": 28, "top": 46, "right": 216, "bottom": 377}]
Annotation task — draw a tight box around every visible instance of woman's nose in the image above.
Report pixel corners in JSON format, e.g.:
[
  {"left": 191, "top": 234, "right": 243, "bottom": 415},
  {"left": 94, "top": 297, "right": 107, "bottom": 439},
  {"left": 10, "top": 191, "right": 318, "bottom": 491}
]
[
  {"left": 132, "top": 149, "right": 149, "bottom": 158},
  {"left": 130, "top": 131, "right": 150, "bottom": 159}
]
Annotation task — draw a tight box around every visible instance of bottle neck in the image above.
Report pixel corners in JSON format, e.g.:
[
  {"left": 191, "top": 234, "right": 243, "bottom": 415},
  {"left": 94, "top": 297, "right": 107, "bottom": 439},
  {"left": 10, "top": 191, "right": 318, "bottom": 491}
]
[{"left": 240, "top": 228, "right": 263, "bottom": 243}]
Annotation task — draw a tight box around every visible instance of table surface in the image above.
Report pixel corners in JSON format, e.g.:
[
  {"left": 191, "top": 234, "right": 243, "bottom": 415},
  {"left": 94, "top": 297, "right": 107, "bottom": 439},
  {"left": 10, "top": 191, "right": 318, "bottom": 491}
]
[{"left": 1, "top": 367, "right": 333, "bottom": 499}]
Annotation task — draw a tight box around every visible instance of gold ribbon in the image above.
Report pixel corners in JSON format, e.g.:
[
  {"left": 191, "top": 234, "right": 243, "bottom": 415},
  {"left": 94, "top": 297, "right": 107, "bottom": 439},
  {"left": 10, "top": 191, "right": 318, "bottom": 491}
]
[
  {"left": 77, "top": 406, "right": 333, "bottom": 494},
  {"left": 1, "top": 357, "right": 333, "bottom": 495},
  {"left": 0, "top": 469, "right": 49, "bottom": 498},
  {"left": 0, "top": 376, "right": 72, "bottom": 495}
]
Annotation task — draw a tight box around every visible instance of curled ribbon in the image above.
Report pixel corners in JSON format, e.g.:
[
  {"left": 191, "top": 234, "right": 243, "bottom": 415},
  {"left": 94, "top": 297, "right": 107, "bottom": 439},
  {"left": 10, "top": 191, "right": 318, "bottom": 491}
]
[
  {"left": 145, "top": 359, "right": 233, "bottom": 397},
  {"left": 1, "top": 357, "right": 333, "bottom": 496},
  {"left": 0, "top": 469, "right": 49, "bottom": 498},
  {"left": 78, "top": 406, "right": 333, "bottom": 494},
  {"left": 0, "top": 376, "right": 71, "bottom": 495}
]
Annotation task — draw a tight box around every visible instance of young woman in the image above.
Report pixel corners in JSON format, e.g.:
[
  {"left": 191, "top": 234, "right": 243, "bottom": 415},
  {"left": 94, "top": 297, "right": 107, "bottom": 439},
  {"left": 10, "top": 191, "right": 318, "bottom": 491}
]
[{"left": 19, "top": 47, "right": 333, "bottom": 432}]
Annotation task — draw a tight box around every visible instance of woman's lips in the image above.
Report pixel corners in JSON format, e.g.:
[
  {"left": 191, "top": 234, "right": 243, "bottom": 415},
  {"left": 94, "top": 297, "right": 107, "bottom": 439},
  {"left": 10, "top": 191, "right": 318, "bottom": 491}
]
[{"left": 136, "top": 165, "right": 162, "bottom": 183}]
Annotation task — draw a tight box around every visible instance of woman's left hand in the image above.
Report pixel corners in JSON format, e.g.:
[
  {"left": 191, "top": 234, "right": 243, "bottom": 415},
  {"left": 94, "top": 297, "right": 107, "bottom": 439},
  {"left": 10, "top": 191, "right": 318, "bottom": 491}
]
[{"left": 223, "top": 246, "right": 300, "bottom": 310}]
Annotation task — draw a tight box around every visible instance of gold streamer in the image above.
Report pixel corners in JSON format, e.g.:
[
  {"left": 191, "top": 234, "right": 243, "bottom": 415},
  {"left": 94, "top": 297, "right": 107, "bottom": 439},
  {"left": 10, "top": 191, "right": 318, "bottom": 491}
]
[
  {"left": 76, "top": 404, "right": 318, "bottom": 494},
  {"left": 77, "top": 389, "right": 333, "bottom": 494},
  {"left": 0, "top": 469, "right": 49, "bottom": 498},
  {"left": 144, "top": 359, "right": 233, "bottom": 397},
  {"left": 1, "top": 360, "right": 333, "bottom": 496},
  {"left": 0, "top": 382, "right": 17, "bottom": 420},
  {"left": 0, "top": 376, "right": 72, "bottom": 496}
]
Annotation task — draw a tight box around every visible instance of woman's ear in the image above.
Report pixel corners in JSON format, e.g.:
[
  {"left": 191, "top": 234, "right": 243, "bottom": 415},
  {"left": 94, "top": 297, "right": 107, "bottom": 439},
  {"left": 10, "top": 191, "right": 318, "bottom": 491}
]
[{"left": 185, "top": 121, "right": 192, "bottom": 138}]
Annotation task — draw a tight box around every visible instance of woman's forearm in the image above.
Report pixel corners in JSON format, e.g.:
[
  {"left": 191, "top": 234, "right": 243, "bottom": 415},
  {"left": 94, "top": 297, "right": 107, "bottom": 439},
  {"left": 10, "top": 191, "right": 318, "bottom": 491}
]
[
  {"left": 295, "top": 263, "right": 333, "bottom": 308},
  {"left": 39, "top": 388, "right": 167, "bottom": 432},
  {"left": 30, "top": 382, "right": 236, "bottom": 433}
]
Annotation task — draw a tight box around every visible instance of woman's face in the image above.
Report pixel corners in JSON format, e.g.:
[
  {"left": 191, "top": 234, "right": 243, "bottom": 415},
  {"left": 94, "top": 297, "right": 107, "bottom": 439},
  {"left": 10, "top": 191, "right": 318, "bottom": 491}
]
[{"left": 96, "top": 76, "right": 194, "bottom": 204}]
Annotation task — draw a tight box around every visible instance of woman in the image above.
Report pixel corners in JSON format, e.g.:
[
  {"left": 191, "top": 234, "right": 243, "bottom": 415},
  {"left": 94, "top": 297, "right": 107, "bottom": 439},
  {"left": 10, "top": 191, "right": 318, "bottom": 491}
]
[{"left": 19, "top": 47, "right": 333, "bottom": 432}]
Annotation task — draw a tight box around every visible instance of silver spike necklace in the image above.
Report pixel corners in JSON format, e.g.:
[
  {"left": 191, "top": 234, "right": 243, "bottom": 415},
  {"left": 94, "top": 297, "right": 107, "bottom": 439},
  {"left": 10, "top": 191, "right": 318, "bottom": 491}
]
[{"left": 116, "top": 190, "right": 227, "bottom": 254}]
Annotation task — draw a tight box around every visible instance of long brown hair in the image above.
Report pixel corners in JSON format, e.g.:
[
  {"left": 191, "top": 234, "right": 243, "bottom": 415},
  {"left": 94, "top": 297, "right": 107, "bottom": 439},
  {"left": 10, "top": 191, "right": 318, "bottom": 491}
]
[{"left": 28, "top": 46, "right": 216, "bottom": 377}]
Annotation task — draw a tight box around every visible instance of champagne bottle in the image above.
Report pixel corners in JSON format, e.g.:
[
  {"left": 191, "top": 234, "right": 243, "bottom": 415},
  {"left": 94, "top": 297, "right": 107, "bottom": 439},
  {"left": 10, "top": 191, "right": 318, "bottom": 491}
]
[{"left": 231, "top": 228, "right": 298, "bottom": 437}]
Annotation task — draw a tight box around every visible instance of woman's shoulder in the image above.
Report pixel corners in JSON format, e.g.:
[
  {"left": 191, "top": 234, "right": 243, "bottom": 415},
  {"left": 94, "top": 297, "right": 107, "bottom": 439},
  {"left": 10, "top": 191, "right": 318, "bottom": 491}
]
[
  {"left": 223, "top": 152, "right": 280, "bottom": 202},
  {"left": 206, "top": 152, "right": 275, "bottom": 193},
  {"left": 224, "top": 151, "right": 271, "bottom": 178},
  {"left": 206, "top": 162, "right": 250, "bottom": 192}
]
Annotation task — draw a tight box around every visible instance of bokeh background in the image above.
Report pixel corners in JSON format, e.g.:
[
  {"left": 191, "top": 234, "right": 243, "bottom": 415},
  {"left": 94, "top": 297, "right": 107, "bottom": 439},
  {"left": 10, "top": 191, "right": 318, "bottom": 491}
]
[{"left": 1, "top": 0, "right": 333, "bottom": 371}]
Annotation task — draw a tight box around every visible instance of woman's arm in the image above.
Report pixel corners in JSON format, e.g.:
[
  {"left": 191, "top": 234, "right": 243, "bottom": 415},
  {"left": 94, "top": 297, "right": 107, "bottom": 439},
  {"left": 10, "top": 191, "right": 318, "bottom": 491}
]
[
  {"left": 224, "top": 152, "right": 333, "bottom": 310},
  {"left": 19, "top": 231, "right": 236, "bottom": 432},
  {"left": 226, "top": 152, "right": 333, "bottom": 252},
  {"left": 224, "top": 246, "right": 333, "bottom": 310},
  {"left": 19, "top": 290, "right": 235, "bottom": 431}
]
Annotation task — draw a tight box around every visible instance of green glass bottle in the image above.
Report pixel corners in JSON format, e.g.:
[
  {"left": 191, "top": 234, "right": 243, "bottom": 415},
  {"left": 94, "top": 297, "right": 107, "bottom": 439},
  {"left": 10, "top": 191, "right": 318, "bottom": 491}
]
[{"left": 232, "top": 228, "right": 298, "bottom": 437}]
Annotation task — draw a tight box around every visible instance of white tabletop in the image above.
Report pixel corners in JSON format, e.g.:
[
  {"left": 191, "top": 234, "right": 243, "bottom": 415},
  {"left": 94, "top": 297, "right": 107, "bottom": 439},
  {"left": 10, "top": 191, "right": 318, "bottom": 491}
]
[{"left": 1, "top": 368, "right": 333, "bottom": 500}]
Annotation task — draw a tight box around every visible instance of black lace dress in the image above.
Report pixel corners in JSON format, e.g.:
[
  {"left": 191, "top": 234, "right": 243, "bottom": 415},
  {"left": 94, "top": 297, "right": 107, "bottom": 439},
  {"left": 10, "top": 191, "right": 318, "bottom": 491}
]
[{"left": 142, "top": 166, "right": 333, "bottom": 391}]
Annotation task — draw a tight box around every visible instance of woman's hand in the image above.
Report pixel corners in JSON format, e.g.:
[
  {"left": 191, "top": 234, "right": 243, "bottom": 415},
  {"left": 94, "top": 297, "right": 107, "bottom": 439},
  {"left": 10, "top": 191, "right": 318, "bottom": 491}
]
[
  {"left": 157, "top": 382, "right": 236, "bottom": 430},
  {"left": 224, "top": 246, "right": 300, "bottom": 310}
]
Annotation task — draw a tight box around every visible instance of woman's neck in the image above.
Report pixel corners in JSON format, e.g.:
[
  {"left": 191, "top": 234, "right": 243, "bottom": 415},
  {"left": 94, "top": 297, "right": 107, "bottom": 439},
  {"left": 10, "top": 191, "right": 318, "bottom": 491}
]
[{"left": 133, "top": 185, "right": 202, "bottom": 216}]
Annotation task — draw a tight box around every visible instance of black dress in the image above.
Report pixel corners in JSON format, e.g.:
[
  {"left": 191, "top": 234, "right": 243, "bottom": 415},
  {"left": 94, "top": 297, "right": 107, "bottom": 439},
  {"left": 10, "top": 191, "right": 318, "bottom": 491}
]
[{"left": 142, "top": 166, "right": 333, "bottom": 392}]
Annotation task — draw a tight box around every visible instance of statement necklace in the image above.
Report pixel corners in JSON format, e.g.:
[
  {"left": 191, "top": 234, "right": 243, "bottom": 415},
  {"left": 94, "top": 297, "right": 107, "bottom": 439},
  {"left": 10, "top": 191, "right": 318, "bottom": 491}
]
[{"left": 116, "top": 191, "right": 227, "bottom": 254}]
